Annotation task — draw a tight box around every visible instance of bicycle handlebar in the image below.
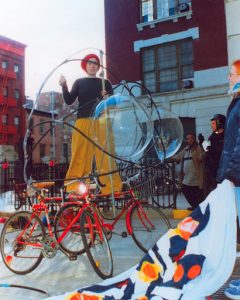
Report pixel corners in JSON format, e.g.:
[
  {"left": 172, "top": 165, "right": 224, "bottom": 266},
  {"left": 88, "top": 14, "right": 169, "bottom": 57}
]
[
  {"left": 62, "top": 172, "right": 106, "bottom": 194},
  {"left": 122, "top": 172, "right": 140, "bottom": 187}
]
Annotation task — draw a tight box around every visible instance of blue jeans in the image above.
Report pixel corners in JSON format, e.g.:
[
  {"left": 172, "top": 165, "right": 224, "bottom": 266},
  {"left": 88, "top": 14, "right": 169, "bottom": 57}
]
[
  {"left": 236, "top": 187, "right": 240, "bottom": 242},
  {"left": 236, "top": 188, "right": 240, "bottom": 219}
]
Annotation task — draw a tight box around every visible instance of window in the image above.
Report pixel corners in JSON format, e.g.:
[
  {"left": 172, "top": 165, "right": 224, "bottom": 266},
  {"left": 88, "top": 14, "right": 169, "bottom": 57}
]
[
  {"left": 14, "top": 64, "right": 20, "bottom": 79},
  {"left": 63, "top": 143, "right": 69, "bottom": 163},
  {"left": 40, "top": 143, "right": 46, "bottom": 159},
  {"left": 50, "top": 144, "right": 54, "bottom": 157},
  {"left": 140, "top": 0, "right": 191, "bottom": 22},
  {"left": 157, "top": 0, "right": 170, "bottom": 19},
  {"left": 3, "top": 86, "right": 8, "bottom": 97},
  {"left": 2, "top": 115, "right": 8, "bottom": 125},
  {"left": 14, "top": 64, "right": 19, "bottom": 73},
  {"left": 63, "top": 119, "right": 74, "bottom": 133},
  {"left": 14, "top": 89, "right": 20, "bottom": 100},
  {"left": 142, "top": 39, "right": 193, "bottom": 93},
  {"left": 29, "top": 118, "right": 34, "bottom": 133},
  {"left": 39, "top": 118, "right": 45, "bottom": 135},
  {"left": 141, "top": 0, "right": 153, "bottom": 22},
  {"left": 14, "top": 116, "right": 20, "bottom": 126},
  {"left": 2, "top": 61, "right": 8, "bottom": 69}
]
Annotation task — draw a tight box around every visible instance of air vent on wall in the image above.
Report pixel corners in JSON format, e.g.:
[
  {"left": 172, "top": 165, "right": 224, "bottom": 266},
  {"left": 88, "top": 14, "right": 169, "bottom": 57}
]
[
  {"left": 179, "top": 3, "right": 190, "bottom": 13},
  {"left": 182, "top": 79, "right": 194, "bottom": 89}
]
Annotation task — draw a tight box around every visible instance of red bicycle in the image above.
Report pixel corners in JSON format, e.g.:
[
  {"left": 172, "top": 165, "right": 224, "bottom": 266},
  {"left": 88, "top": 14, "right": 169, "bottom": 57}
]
[
  {"left": 74, "top": 173, "right": 171, "bottom": 278},
  {"left": 0, "top": 180, "right": 113, "bottom": 279},
  {"left": 53, "top": 171, "right": 171, "bottom": 278}
]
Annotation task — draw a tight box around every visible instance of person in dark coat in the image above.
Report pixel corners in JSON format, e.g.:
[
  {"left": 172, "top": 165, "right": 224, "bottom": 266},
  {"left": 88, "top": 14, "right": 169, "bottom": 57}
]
[
  {"left": 217, "top": 59, "right": 240, "bottom": 299},
  {"left": 204, "top": 114, "right": 225, "bottom": 196}
]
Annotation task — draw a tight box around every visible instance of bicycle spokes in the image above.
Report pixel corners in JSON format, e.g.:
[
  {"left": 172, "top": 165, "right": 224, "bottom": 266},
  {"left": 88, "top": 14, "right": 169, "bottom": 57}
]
[
  {"left": 80, "top": 210, "right": 113, "bottom": 279},
  {"left": 0, "top": 211, "right": 45, "bottom": 274}
]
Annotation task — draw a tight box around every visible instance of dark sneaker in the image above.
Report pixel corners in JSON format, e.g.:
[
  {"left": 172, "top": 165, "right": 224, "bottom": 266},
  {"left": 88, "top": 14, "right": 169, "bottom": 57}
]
[
  {"left": 230, "top": 279, "right": 240, "bottom": 289},
  {"left": 225, "top": 287, "right": 240, "bottom": 300}
]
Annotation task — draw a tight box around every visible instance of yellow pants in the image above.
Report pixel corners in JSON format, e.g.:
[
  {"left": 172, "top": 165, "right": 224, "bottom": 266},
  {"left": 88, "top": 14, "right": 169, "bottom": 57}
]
[{"left": 65, "top": 118, "right": 122, "bottom": 194}]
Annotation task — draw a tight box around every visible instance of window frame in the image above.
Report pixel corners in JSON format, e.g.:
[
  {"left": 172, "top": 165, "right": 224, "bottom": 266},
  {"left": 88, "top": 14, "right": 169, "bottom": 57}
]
[
  {"left": 39, "top": 118, "right": 45, "bottom": 135},
  {"left": 141, "top": 38, "right": 194, "bottom": 93},
  {"left": 3, "top": 86, "right": 8, "bottom": 97},
  {"left": 14, "top": 116, "right": 20, "bottom": 126},
  {"left": 138, "top": 0, "right": 192, "bottom": 29},
  {"left": 2, "top": 60, "right": 8, "bottom": 69},
  {"left": 39, "top": 143, "right": 46, "bottom": 160},
  {"left": 29, "top": 118, "right": 34, "bottom": 134},
  {"left": 140, "top": 0, "right": 154, "bottom": 23},
  {"left": 14, "top": 63, "right": 20, "bottom": 79},
  {"left": 14, "top": 64, "right": 20, "bottom": 73},
  {"left": 14, "top": 89, "right": 20, "bottom": 100},
  {"left": 2, "top": 115, "right": 8, "bottom": 125}
]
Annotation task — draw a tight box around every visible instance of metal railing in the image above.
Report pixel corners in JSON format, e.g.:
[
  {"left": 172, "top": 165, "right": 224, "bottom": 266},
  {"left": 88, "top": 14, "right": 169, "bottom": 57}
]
[{"left": 0, "top": 159, "right": 179, "bottom": 209}]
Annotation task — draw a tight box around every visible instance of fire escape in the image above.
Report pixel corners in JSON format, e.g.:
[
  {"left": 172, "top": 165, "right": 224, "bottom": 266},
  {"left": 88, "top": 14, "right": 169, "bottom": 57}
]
[{"left": 0, "top": 66, "right": 17, "bottom": 145}]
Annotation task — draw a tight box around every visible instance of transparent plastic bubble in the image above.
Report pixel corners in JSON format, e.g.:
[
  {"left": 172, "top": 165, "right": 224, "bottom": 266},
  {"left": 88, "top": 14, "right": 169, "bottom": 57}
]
[
  {"left": 92, "top": 94, "right": 154, "bottom": 162},
  {"left": 153, "top": 107, "right": 183, "bottom": 161}
]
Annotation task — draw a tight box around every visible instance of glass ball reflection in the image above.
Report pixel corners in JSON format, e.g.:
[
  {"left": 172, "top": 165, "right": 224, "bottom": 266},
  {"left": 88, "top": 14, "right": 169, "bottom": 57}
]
[
  {"left": 93, "top": 94, "right": 154, "bottom": 162},
  {"left": 153, "top": 107, "right": 183, "bottom": 161}
]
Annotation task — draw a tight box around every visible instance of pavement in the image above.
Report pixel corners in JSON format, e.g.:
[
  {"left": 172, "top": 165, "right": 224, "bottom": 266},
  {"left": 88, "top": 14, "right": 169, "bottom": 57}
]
[
  {"left": 0, "top": 191, "right": 237, "bottom": 299},
  {"left": 0, "top": 192, "right": 189, "bottom": 299},
  {"left": 0, "top": 191, "right": 236, "bottom": 299}
]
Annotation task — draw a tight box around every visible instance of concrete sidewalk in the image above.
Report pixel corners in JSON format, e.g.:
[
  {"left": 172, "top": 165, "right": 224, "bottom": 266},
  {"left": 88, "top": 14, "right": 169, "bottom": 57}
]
[
  {"left": 1, "top": 192, "right": 221, "bottom": 300},
  {"left": 0, "top": 193, "right": 189, "bottom": 299}
]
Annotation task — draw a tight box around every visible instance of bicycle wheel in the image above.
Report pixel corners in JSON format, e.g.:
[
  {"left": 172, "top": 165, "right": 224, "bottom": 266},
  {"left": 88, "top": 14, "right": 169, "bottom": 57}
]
[
  {"left": 130, "top": 203, "right": 171, "bottom": 253},
  {"left": 0, "top": 211, "right": 45, "bottom": 274},
  {"left": 80, "top": 209, "right": 113, "bottom": 279},
  {"left": 54, "top": 203, "right": 85, "bottom": 255}
]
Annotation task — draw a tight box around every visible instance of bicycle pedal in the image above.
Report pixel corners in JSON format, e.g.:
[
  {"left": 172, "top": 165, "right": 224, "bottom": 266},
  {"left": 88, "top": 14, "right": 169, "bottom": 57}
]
[
  {"left": 121, "top": 231, "right": 127, "bottom": 238},
  {"left": 69, "top": 254, "right": 77, "bottom": 261}
]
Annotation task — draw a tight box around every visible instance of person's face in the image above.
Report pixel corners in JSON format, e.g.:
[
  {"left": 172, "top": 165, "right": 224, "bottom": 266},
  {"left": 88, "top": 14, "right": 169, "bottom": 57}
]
[
  {"left": 86, "top": 58, "right": 99, "bottom": 76},
  {"left": 211, "top": 120, "right": 217, "bottom": 132},
  {"left": 186, "top": 134, "right": 195, "bottom": 147},
  {"left": 228, "top": 65, "right": 240, "bottom": 89}
]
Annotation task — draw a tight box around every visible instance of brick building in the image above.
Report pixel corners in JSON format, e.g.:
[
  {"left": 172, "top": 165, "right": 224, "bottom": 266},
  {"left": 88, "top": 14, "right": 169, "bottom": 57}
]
[
  {"left": 104, "top": 0, "right": 230, "bottom": 139},
  {"left": 0, "top": 35, "right": 26, "bottom": 160},
  {"left": 24, "top": 99, "right": 60, "bottom": 164},
  {"left": 24, "top": 92, "right": 77, "bottom": 164}
]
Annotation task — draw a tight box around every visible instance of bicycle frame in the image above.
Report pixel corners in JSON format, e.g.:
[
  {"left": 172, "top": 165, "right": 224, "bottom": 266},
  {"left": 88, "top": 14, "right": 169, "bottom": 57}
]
[
  {"left": 14, "top": 191, "right": 87, "bottom": 257},
  {"left": 94, "top": 189, "right": 151, "bottom": 236},
  {"left": 59, "top": 176, "right": 162, "bottom": 246}
]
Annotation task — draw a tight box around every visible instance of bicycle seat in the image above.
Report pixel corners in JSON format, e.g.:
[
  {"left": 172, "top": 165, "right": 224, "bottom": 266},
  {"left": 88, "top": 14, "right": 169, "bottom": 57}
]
[{"left": 32, "top": 181, "right": 55, "bottom": 189}]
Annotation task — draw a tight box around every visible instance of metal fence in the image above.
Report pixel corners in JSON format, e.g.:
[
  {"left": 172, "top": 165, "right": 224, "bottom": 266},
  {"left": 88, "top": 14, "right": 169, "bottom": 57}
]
[
  {"left": 0, "top": 160, "right": 178, "bottom": 209},
  {"left": 0, "top": 161, "right": 68, "bottom": 193}
]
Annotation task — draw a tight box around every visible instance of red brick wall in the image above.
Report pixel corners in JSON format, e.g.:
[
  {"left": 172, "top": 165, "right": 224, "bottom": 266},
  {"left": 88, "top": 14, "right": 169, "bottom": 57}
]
[
  {"left": 0, "top": 37, "right": 26, "bottom": 147},
  {"left": 104, "top": 0, "right": 228, "bottom": 84}
]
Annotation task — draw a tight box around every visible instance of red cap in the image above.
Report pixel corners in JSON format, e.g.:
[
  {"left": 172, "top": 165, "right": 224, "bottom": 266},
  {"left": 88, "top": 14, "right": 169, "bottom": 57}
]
[{"left": 81, "top": 54, "right": 100, "bottom": 72}]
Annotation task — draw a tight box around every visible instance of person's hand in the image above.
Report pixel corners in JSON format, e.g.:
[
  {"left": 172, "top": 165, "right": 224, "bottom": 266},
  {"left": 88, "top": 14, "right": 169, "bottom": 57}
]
[
  {"left": 202, "top": 140, "right": 210, "bottom": 152},
  {"left": 59, "top": 74, "right": 67, "bottom": 87},
  {"left": 101, "top": 90, "right": 108, "bottom": 99}
]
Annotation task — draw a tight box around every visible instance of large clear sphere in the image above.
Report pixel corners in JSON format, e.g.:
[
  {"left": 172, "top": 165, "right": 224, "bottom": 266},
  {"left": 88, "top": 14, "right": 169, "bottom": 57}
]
[
  {"left": 92, "top": 94, "right": 154, "bottom": 162},
  {"left": 153, "top": 107, "right": 183, "bottom": 161}
]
